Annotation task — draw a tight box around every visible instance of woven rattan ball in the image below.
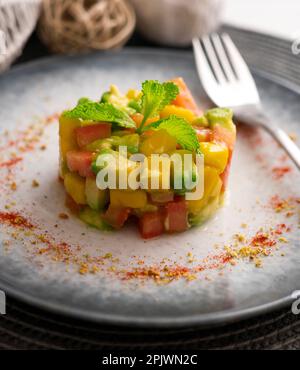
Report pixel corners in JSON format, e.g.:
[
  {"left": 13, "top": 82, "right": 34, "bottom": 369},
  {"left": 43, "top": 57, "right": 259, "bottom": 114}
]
[{"left": 38, "top": 0, "right": 136, "bottom": 53}]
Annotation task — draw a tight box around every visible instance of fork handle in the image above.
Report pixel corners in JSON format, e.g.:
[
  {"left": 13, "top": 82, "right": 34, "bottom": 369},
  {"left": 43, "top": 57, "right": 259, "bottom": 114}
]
[
  {"left": 234, "top": 108, "right": 300, "bottom": 170},
  {"left": 264, "top": 126, "right": 300, "bottom": 170}
]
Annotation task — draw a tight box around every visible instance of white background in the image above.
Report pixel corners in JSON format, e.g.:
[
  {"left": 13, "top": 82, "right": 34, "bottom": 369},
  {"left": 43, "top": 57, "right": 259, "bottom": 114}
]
[{"left": 224, "top": 0, "right": 299, "bottom": 40}]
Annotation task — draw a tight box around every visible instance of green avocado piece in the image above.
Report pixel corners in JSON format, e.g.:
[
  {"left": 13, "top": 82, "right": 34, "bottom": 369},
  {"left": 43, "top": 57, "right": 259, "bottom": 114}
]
[
  {"left": 87, "top": 134, "right": 140, "bottom": 154},
  {"left": 128, "top": 99, "right": 142, "bottom": 113},
  {"left": 79, "top": 207, "right": 111, "bottom": 230},
  {"left": 100, "top": 85, "right": 135, "bottom": 115},
  {"left": 188, "top": 195, "right": 220, "bottom": 226},
  {"left": 192, "top": 115, "right": 209, "bottom": 127},
  {"left": 85, "top": 137, "right": 119, "bottom": 152},
  {"left": 85, "top": 178, "right": 109, "bottom": 211},
  {"left": 171, "top": 150, "right": 198, "bottom": 194},
  {"left": 118, "top": 134, "right": 140, "bottom": 154},
  {"left": 205, "top": 108, "right": 235, "bottom": 132},
  {"left": 91, "top": 149, "right": 118, "bottom": 174}
]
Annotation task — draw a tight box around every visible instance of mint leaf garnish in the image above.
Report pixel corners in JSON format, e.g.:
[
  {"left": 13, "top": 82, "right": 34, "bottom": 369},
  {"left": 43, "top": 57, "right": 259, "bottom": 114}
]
[
  {"left": 145, "top": 115, "right": 200, "bottom": 153},
  {"left": 137, "top": 80, "right": 179, "bottom": 132},
  {"left": 63, "top": 102, "right": 136, "bottom": 129}
]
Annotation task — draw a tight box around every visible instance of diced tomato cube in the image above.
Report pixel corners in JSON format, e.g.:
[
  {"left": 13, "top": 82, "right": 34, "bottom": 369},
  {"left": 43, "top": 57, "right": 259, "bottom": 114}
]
[
  {"left": 170, "top": 77, "right": 201, "bottom": 115},
  {"left": 220, "top": 153, "right": 232, "bottom": 191},
  {"left": 75, "top": 123, "right": 111, "bottom": 148},
  {"left": 139, "top": 211, "right": 165, "bottom": 239},
  {"left": 165, "top": 199, "right": 189, "bottom": 233},
  {"left": 150, "top": 192, "right": 174, "bottom": 204},
  {"left": 66, "top": 150, "right": 94, "bottom": 178},
  {"left": 212, "top": 126, "right": 235, "bottom": 191},
  {"left": 103, "top": 206, "right": 130, "bottom": 229},
  {"left": 65, "top": 194, "right": 84, "bottom": 214},
  {"left": 194, "top": 127, "right": 212, "bottom": 142},
  {"left": 212, "top": 125, "right": 236, "bottom": 152}
]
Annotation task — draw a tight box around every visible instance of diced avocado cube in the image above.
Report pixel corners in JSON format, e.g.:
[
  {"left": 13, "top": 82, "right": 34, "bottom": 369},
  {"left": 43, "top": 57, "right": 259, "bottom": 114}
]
[
  {"left": 128, "top": 100, "right": 141, "bottom": 112},
  {"left": 118, "top": 134, "right": 140, "bottom": 153},
  {"left": 79, "top": 207, "right": 111, "bottom": 230},
  {"left": 85, "top": 178, "right": 109, "bottom": 211},
  {"left": 188, "top": 194, "right": 221, "bottom": 226},
  {"left": 85, "top": 137, "right": 117, "bottom": 152},
  {"left": 100, "top": 85, "right": 135, "bottom": 115},
  {"left": 171, "top": 150, "right": 198, "bottom": 194},
  {"left": 205, "top": 108, "right": 235, "bottom": 132},
  {"left": 192, "top": 115, "right": 209, "bottom": 127}
]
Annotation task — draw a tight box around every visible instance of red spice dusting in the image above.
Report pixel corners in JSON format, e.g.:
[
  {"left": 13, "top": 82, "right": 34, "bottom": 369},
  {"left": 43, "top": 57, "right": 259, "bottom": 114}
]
[
  {"left": 0, "top": 157, "right": 22, "bottom": 168},
  {"left": 269, "top": 195, "right": 298, "bottom": 217},
  {"left": 274, "top": 223, "right": 291, "bottom": 235},
  {"left": 123, "top": 252, "right": 233, "bottom": 282},
  {"left": 45, "top": 113, "right": 60, "bottom": 125},
  {"left": 0, "top": 112, "right": 59, "bottom": 170},
  {"left": 272, "top": 166, "right": 292, "bottom": 179},
  {"left": 250, "top": 232, "right": 276, "bottom": 247},
  {"left": 0, "top": 212, "right": 34, "bottom": 229}
]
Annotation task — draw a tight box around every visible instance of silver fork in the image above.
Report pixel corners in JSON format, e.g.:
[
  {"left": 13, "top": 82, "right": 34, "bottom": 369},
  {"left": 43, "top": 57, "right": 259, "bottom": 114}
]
[{"left": 192, "top": 33, "right": 300, "bottom": 170}]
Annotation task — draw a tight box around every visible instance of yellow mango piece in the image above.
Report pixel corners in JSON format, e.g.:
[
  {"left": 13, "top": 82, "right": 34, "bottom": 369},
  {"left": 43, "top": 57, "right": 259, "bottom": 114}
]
[
  {"left": 110, "top": 189, "right": 147, "bottom": 209},
  {"left": 126, "top": 89, "right": 142, "bottom": 100},
  {"left": 139, "top": 129, "right": 177, "bottom": 157},
  {"left": 64, "top": 172, "right": 86, "bottom": 205},
  {"left": 59, "top": 115, "right": 80, "bottom": 157},
  {"left": 59, "top": 116, "right": 81, "bottom": 177},
  {"left": 188, "top": 166, "right": 222, "bottom": 214},
  {"left": 139, "top": 155, "right": 173, "bottom": 191},
  {"left": 160, "top": 105, "right": 196, "bottom": 123},
  {"left": 190, "top": 193, "right": 221, "bottom": 226},
  {"left": 200, "top": 142, "right": 229, "bottom": 173}
]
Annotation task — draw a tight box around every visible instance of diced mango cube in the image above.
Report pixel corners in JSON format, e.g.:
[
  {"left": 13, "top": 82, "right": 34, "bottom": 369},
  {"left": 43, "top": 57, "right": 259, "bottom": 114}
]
[
  {"left": 59, "top": 116, "right": 81, "bottom": 157},
  {"left": 200, "top": 142, "right": 229, "bottom": 173},
  {"left": 59, "top": 116, "right": 81, "bottom": 178},
  {"left": 188, "top": 166, "right": 222, "bottom": 214},
  {"left": 64, "top": 172, "right": 86, "bottom": 205},
  {"left": 160, "top": 105, "right": 196, "bottom": 123},
  {"left": 110, "top": 190, "right": 147, "bottom": 209},
  {"left": 126, "top": 89, "right": 141, "bottom": 100},
  {"left": 139, "top": 129, "right": 177, "bottom": 157}
]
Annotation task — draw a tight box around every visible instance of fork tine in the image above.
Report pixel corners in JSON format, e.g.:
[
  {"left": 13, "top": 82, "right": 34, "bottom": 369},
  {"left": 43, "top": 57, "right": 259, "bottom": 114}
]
[
  {"left": 192, "top": 37, "right": 218, "bottom": 87},
  {"left": 210, "top": 33, "right": 236, "bottom": 82},
  {"left": 201, "top": 35, "right": 227, "bottom": 84},
  {"left": 221, "top": 33, "right": 257, "bottom": 85}
]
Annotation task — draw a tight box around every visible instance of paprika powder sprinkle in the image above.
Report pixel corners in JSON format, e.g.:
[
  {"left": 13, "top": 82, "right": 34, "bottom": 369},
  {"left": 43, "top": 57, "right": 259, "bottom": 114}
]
[{"left": 0, "top": 212, "right": 34, "bottom": 229}]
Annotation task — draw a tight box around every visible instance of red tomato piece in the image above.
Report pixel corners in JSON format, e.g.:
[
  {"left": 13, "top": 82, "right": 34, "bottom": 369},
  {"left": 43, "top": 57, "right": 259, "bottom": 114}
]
[
  {"left": 75, "top": 123, "right": 111, "bottom": 148},
  {"left": 170, "top": 77, "right": 201, "bottom": 115},
  {"left": 65, "top": 194, "right": 84, "bottom": 214},
  {"left": 212, "top": 125, "right": 236, "bottom": 152},
  {"left": 103, "top": 206, "right": 131, "bottom": 229},
  {"left": 139, "top": 211, "right": 165, "bottom": 239},
  {"left": 194, "top": 127, "right": 212, "bottom": 142},
  {"left": 165, "top": 199, "right": 189, "bottom": 233},
  {"left": 220, "top": 153, "right": 233, "bottom": 192},
  {"left": 150, "top": 192, "right": 174, "bottom": 204},
  {"left": 66, "top": 150, "right": 94, "bottom": 178}
]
